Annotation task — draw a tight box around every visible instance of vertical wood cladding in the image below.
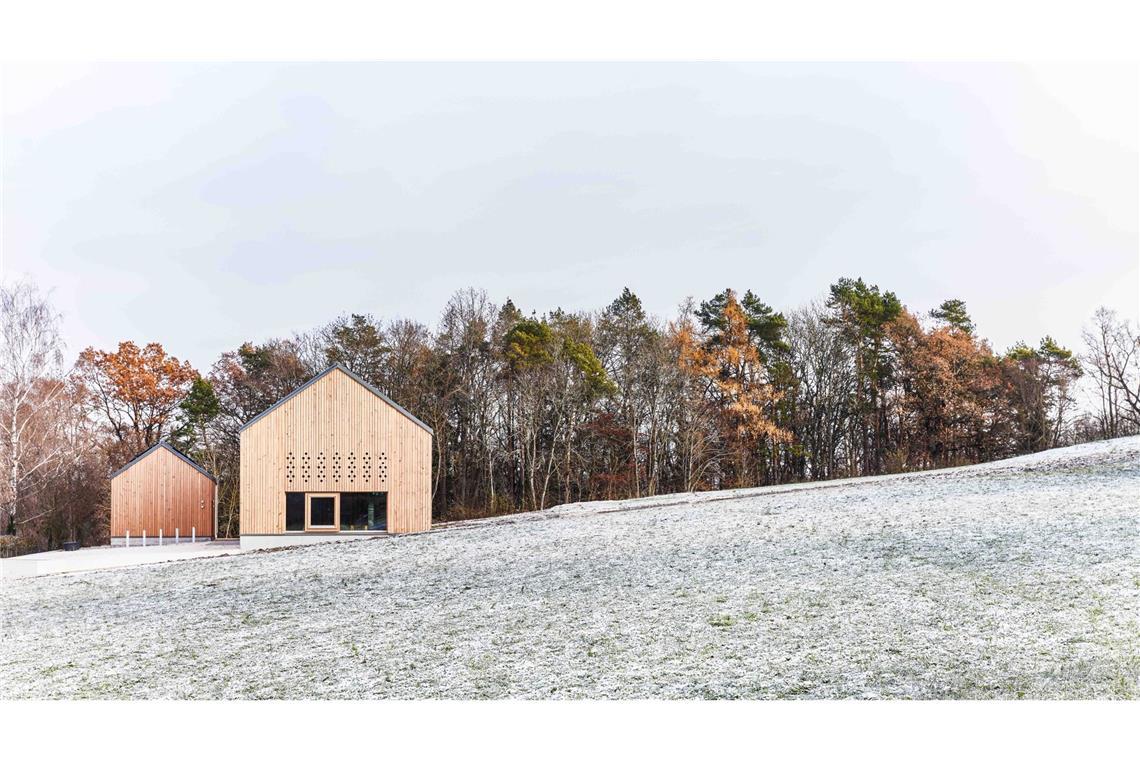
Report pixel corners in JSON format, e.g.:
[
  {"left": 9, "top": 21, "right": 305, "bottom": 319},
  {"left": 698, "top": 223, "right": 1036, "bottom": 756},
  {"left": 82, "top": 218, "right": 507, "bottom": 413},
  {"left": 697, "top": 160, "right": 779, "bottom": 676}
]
[{"left": 239, "top": 366, "right": 432, "bottom": 535}]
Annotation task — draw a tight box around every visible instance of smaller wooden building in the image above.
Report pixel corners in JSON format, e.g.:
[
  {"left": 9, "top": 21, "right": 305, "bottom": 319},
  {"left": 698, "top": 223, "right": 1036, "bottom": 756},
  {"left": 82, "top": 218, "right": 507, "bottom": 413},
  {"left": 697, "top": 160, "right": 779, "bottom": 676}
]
[{"left": 110, "top": 442, "right": 216, "bottom": 544}]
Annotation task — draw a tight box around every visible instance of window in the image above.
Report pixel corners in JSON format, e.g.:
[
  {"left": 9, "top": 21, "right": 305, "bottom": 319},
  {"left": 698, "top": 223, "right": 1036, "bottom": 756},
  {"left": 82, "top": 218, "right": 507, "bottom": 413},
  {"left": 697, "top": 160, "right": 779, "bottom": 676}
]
[
  {"left": 285, "top": 492, "right": 305, "bottom": 532},
  {"left": 283, "top": 491, "right": 387, "bottom": 533},
  {"left": 306, "top": 493, "right": 338, "bottom": 531},
  {"left": 340, "top": 492, "right": 388, "bottom": 531}
]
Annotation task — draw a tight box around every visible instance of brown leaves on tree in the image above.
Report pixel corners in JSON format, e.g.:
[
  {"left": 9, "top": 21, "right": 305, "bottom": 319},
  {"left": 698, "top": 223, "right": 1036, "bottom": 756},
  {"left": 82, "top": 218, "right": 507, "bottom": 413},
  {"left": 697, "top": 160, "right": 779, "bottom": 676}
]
[
  {"left": 75, "top": 341, "right": 198, "bottom": 464},
  {"left": 888, "top": 310, "right": 1000, "bottom": 466},
  {"left": 675, "top": 290, "right": 791, "bottom": 487}
]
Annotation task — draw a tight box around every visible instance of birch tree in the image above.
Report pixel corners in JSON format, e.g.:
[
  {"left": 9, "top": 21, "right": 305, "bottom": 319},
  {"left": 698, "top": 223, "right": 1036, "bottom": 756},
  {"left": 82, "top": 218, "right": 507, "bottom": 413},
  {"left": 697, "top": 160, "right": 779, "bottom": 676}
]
[{"left": 0, "top": 281, "right": 72, "bottom": 535}]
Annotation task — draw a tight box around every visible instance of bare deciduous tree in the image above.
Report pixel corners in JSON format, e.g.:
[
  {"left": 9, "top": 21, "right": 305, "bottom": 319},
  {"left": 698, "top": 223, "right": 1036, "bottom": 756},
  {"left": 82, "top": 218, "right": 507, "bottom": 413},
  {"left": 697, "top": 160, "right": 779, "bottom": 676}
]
[
  {"left": 1081, "top": 307, "right": 1140, "bottom": 435},
  {"left": 785, "top": 303, "right": 856, "bottom": 479},
  {"left": 0, "top": 280, "right": 73, "bottom": 535}
]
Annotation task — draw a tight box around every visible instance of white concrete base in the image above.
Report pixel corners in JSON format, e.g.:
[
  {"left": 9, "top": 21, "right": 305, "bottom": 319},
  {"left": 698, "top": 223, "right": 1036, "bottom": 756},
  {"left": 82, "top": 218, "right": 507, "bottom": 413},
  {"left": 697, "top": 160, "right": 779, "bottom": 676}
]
[
  {"left": 1, "top": 541, "right": 244, "bottom": 579},
  {"left": 240, "top": 533, "right": 385, "bottom": 550}
]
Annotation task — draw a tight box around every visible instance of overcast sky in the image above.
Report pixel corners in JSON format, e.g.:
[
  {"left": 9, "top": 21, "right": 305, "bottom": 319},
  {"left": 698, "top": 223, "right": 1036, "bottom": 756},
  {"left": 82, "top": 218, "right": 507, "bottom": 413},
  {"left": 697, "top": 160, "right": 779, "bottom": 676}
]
[{"left": 2, "top": 62, "right": 1136, "bottom": 370}]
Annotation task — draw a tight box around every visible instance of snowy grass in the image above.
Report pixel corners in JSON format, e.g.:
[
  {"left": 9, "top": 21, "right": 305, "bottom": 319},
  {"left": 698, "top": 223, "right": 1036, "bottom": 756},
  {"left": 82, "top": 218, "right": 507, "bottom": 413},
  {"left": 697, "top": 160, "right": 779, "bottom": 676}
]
[{"left": 2, "top": 437, "right": 1138, "bottom": 699}]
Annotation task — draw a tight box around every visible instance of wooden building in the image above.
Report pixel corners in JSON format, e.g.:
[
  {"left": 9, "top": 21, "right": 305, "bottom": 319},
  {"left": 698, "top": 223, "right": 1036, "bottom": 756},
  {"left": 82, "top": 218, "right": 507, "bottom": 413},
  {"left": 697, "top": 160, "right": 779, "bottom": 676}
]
[
  {"left": 239, "top": 363, "right": 433, "bottom": 549},
  {"left": 110, "top": 442, "right": 216, "bottom": 544}
]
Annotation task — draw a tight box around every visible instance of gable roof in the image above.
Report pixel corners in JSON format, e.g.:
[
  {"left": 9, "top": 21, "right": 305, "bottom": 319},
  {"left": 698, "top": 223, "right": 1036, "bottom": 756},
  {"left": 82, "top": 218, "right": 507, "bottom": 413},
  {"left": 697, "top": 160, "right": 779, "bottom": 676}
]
[
  {"left": 110, "top": 441, "right": 217, "bottom": 482},
  {"left": 238, "top": 363, "right": 433, "bottom": 435}
]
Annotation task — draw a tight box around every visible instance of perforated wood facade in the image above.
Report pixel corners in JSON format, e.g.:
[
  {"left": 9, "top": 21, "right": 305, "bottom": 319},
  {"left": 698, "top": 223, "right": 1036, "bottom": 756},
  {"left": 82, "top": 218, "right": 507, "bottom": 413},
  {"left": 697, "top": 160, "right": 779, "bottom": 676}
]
[
  {"left": 239, "top": 364, "right": 433, "bottom": 539},
  {"left": 110, "top": 442, "right": 216, "bottom": 540}
]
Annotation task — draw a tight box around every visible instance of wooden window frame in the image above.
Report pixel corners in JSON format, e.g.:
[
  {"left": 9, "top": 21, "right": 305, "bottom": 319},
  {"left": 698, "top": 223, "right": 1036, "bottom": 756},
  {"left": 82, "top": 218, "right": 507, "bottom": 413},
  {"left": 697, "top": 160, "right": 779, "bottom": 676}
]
[{"left": 305, "top": 492, "right": 340, "bottom": 532}]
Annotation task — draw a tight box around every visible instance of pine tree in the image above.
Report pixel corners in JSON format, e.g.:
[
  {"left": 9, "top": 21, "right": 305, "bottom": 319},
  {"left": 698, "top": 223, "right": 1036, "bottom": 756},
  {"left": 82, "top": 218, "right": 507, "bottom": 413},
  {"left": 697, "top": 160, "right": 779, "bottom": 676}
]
[
  {"left": 826, "top": 277, "right": 902, "bottom": 474},
  {"left": 597, "top": 287, "right": 658, "bottom": 497},
  {"left": 930, "top": 299, "right": 975, "bottom": 335},
  {"left": 696, "top": 288, "right": 788, "bottom": 360}
]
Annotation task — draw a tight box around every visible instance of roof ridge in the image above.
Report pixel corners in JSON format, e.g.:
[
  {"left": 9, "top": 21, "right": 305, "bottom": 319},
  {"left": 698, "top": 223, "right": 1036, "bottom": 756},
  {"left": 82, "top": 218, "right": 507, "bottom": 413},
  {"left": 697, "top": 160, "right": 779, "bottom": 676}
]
[
  {"left": 110, "top": 440, "right": 217, "bottom": 482},
  {"left": 238, "top": 363, "right": 433, "bottom": 435}
]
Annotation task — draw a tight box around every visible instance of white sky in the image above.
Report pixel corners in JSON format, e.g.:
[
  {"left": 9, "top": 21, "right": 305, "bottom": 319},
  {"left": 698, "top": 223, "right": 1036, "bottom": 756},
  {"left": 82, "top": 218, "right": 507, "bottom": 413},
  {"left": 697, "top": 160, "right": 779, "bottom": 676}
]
[{"left": 2, "top": 62, "right": 1137, "bottom": 370}]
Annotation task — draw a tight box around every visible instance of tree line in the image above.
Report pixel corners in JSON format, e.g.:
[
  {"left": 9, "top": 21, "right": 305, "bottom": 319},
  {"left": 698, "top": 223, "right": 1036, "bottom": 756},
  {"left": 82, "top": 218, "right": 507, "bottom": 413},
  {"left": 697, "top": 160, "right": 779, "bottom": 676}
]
[{"left": 3, "top": 277, "right": 1138, "bottom": 554}]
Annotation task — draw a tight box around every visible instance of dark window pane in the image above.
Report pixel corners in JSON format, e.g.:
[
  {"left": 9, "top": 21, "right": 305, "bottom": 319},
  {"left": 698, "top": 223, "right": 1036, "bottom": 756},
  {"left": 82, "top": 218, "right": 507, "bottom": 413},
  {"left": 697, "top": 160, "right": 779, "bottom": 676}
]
[
  {"left": 310, "top": 496, "right": 335, "bottom": 526},
  {"left": 339, "top": 493, "right": 367, "bottom": 531},
  {"left": 285, "top": 492, "right": 305, "bottom": 532},
  {"left": 340, "top": 492, "right": 387, "bottom": 531}
]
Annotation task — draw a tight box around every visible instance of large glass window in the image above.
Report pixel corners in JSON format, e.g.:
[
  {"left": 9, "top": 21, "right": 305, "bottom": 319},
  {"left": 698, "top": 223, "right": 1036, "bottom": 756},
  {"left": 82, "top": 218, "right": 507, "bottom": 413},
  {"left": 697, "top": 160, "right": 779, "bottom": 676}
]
[
  {"left": 285, "top": 492, "right": 305, "bottom": 532},
  {"left": 340, "top": 492, "right": 388, "bottom": 531},
  {"left": 284, "top": 491, "right": 386, "bottom": 532},
  {"left": 308, "top": 495, "right": 337, "bottom": 528}
]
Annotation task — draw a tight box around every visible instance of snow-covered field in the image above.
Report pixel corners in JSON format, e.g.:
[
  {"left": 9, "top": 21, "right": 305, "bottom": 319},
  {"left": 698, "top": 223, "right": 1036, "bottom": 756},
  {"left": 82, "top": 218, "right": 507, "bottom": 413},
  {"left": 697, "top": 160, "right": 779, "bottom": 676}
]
[{"left": 3, "top": 437, "right": 1138, "bottom": 699}]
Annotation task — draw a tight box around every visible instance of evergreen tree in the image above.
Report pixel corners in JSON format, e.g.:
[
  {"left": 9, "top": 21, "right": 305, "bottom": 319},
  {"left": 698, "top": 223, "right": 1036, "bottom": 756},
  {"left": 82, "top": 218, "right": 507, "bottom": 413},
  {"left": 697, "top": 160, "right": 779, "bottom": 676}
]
[
  {"left": 1002, "top": 337, "right": 1081, "bottom": 452},
  {"left": 696, "top": 288, "right": 788, "bottom": 360},
  {"left": 170, "top": 376, "right": 220, "bottom": 454},
  {"left": 597, "top": 288, "right": 658, "bottom": 497},
  {"left": 825, "top": 277, "right": 903, "bottom": 474},
  {"left": 930, "top": 299, "right": 975, "bottom": 335}
]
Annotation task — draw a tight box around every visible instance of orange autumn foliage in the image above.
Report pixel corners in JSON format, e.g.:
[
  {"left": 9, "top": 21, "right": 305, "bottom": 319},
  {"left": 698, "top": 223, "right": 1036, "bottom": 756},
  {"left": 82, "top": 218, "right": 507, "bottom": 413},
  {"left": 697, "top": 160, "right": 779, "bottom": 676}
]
[
  {"left": 887, "top": 309, "right": 1003, "bottom": 467},
  {"left": 75, "top": 341, "right": 198, "bottom": 465},
  {"left": 676, "top": 291, "right": 790, "bottom": 486}
]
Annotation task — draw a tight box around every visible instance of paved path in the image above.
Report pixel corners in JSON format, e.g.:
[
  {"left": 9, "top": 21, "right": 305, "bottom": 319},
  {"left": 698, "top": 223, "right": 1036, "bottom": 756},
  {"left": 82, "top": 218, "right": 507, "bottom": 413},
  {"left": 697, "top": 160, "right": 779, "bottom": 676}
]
[{"left": 1, "top": 541, "right": 245, "bottom": 579}]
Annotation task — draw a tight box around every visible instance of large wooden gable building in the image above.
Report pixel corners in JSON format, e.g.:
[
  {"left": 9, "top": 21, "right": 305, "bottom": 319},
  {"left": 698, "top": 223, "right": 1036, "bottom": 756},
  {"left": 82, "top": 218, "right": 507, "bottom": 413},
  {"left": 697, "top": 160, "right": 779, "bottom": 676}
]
[
  {"left": 239, "top": 363, "right": 433, "bottom": 548},
  {"left": 110, "top": 441, "right": 216, "bottom": 544}
]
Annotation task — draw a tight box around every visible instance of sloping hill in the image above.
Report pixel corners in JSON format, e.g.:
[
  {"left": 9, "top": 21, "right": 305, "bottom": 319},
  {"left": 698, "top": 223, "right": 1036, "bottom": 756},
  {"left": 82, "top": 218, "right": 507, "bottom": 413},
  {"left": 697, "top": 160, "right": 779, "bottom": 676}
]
[{"left": 2, "top": 437, "right": 1138, "bottom": 699}]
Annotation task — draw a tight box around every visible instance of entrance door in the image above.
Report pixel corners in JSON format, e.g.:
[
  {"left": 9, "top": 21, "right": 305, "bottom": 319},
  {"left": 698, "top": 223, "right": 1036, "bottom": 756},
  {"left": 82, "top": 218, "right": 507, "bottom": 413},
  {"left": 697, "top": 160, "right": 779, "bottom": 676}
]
[{"left": 306, "top": 493, "right": 339, "bottom": 531}]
